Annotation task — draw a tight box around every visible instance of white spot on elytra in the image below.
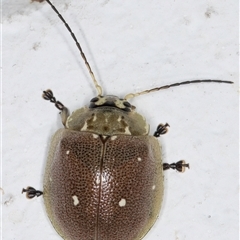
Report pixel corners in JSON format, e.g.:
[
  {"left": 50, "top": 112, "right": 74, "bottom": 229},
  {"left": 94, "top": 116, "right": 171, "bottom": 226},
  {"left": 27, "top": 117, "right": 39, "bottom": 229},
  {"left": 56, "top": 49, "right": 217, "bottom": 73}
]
[
  {"left": 96, "top": 176, "right": 100, "bottom": 184},
  {"left": 137, "top": 157, "right": 142, "bottom": 161},
  {"left": 119, "top": 198, "right": 126, "bottom": 207},
  {"left": 152, "top": 185, "right": 156, "bottom": 190},
  {"left": 111, "top": 136, "right": 117, "bottom": 141},
  {"left": 66, "top": 150, "right": 70, "bottom": 155},
  {"left": 72, "top": 195, "right": 79, "bottom": 206},
  {"left": 92, "top": 134, "right": 98, "bottom": 139}
]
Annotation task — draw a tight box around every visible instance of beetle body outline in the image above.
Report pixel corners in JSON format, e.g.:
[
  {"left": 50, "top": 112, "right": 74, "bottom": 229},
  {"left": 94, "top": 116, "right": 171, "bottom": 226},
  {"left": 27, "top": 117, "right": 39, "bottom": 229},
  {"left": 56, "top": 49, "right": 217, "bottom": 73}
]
[{"left": 21, "top": 1, "right": 234, "bottom": 240}]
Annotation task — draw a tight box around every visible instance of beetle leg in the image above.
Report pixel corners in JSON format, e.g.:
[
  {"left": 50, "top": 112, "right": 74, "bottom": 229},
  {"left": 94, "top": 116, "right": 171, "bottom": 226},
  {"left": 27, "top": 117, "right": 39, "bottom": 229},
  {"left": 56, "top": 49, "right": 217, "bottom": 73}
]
[
  {"left": 153, "top": 123, "right": 170, "bottom": 137},
  {"left": 163, "top": 160, "right": 189, "bottom": 173},
  {"left": 42, "top": 89, "right": 69, "bottom": 127},
  {"left": 22, "top": 186, "right": 43, "bottom": 199}
]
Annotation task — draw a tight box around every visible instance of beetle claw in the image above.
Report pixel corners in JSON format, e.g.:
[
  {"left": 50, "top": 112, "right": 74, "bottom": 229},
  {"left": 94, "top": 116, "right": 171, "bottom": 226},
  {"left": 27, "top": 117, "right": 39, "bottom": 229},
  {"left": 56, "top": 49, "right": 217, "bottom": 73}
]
[
  {"left": 22, "top": 186, "right": 43, "bottom": 199},
  {"left": 163, "top": 160, "right": 189, "bottom": 172},
  {"left": 154, "top": 123, "right": 170, "bottom": 137}
]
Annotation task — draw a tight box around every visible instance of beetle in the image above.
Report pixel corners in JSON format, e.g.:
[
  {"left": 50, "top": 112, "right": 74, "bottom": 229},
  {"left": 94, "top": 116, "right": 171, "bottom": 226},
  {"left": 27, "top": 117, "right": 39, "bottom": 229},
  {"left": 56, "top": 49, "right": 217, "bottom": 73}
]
[{"left": 22, "top": 0, "right": 233, "bottom": 239}]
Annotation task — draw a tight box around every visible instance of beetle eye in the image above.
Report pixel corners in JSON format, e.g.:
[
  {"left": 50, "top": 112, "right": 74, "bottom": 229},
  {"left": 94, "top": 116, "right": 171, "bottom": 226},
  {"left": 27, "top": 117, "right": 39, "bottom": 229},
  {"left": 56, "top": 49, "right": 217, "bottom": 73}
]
[
  {"left": 90, "top": 97, "right": 99, "bottom": 102},
  {"left": 123, "top": 101, "right": 131, "bottom": 108}
]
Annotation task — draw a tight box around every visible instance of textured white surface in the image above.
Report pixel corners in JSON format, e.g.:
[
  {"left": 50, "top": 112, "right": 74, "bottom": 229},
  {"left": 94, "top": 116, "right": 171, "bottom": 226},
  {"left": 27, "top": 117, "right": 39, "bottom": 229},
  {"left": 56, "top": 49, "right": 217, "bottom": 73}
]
[{"left": 2, "top": 0, "right": 238, "bottom": 240}]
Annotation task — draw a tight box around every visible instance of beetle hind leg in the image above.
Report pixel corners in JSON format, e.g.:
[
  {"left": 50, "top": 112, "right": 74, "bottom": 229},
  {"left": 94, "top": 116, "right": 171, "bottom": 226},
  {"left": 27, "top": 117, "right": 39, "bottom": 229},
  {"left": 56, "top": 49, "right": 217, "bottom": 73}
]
[
  {"left": 154, "top": 123, "right": 170, "bottom": 137},
  {"left": 42, "top": 89, "right": 69, "bottom": 126},
  {"left": 22, "top": 186, "right": 43, "bottom": 199},
  {"left": 163, "top": 160, "right": 190, "bottom": 173}
]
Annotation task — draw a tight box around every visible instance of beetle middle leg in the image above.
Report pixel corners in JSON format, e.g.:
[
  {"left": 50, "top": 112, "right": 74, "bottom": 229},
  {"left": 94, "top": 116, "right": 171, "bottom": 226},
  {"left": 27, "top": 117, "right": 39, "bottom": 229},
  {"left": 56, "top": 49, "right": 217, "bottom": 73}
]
[
  {"left": 163, "top": 160, "right": 190, "bottom": 172},
  {"left": 43, "top": 89, "right": 69, "bottom": 126},
  {"left": 22, "top": 186, "right": 43, "bottom": 199}
]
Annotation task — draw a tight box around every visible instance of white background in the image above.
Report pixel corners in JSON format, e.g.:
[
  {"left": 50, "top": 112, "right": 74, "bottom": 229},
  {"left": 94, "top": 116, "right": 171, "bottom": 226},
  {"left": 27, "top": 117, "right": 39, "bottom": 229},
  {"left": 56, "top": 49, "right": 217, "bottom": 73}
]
[{"left": 2, "top": 0, "right": 238, "bottom": 240}]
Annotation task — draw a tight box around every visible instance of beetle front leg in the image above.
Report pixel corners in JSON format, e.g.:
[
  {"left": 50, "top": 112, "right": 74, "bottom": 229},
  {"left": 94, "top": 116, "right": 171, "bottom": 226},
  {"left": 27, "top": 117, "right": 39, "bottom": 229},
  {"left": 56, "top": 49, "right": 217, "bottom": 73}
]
[
  {"left": 154, "top": 123, "right": 170, "bottom": 137},
  {"left": 163, "top": 160, "right": 190, "bottom": 173},
  {"left": 22, "top": 186, "right": 43, "bottom": 199},
  {"left": 42, "top": 89, "right": 69, "bottom": 127}
]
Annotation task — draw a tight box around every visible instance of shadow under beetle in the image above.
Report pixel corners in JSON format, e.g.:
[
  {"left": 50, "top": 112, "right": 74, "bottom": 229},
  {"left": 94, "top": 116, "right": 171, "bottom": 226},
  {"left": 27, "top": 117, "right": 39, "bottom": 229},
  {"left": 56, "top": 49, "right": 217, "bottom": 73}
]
[{"left": 22, "top": 0, "right": 233, "bottom": 239}]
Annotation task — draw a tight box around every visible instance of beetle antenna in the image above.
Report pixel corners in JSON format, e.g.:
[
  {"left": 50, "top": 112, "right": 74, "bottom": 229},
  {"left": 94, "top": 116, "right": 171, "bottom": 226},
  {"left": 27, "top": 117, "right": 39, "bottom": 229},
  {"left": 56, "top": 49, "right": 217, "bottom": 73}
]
[
  {"left": 45, "top": 0, "right": 103, "bottom": 96},
  {"left": 124, "top": 79, "right": 233, "bottom": 100}
]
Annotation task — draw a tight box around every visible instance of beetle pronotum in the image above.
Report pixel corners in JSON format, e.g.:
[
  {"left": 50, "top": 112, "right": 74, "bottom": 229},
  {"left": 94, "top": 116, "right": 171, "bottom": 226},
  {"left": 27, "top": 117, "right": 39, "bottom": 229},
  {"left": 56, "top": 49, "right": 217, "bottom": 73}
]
[{"left": 22, "top": 1, "right": 233, "bottom": 240}]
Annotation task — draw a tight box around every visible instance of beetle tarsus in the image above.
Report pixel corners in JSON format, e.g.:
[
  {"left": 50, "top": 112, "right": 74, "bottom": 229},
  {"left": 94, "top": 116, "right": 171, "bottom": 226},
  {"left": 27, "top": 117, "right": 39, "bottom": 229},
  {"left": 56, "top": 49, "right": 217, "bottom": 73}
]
[
  {"left": 154, "top": 123, "right": 170, "bottom": 137},
  {"left": 163, "top": 160, "right": 189, "bottom": 172},
  {"left": 22, "top": 186, "right": 43, "bottom": 199},
  {"left": 43, "top": 89, "right": 69, "bottom": 126},
  {"left": 42, "top": 89, "right": 64, "bottom": 110}
]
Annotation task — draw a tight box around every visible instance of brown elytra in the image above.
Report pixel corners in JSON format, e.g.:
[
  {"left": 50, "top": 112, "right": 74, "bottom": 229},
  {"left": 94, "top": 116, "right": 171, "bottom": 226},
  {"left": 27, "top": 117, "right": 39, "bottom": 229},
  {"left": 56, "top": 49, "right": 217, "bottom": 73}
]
[{"left": 44, "top": 128, "right": 163, "bottom": 240}]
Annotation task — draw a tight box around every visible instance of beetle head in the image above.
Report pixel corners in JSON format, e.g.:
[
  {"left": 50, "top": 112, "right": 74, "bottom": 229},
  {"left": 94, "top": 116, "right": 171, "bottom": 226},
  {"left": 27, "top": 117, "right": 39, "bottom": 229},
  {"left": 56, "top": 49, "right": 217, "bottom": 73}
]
[{"left": 89, "top": 95, "right": 135, "bottom": 112}]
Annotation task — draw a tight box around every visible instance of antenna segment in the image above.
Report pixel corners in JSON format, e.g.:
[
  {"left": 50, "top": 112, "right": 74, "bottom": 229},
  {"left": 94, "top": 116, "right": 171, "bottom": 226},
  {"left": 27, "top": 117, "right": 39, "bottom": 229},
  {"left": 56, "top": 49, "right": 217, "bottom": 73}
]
[
  {"left": 124, "top": 79, "right": 233, "bottom": 100},
  {"left": 44, "top": 1, "right": 233, "bottom": 101},
  {"left": 45, "top": 0, "right": 103, "bottom": 96}
]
